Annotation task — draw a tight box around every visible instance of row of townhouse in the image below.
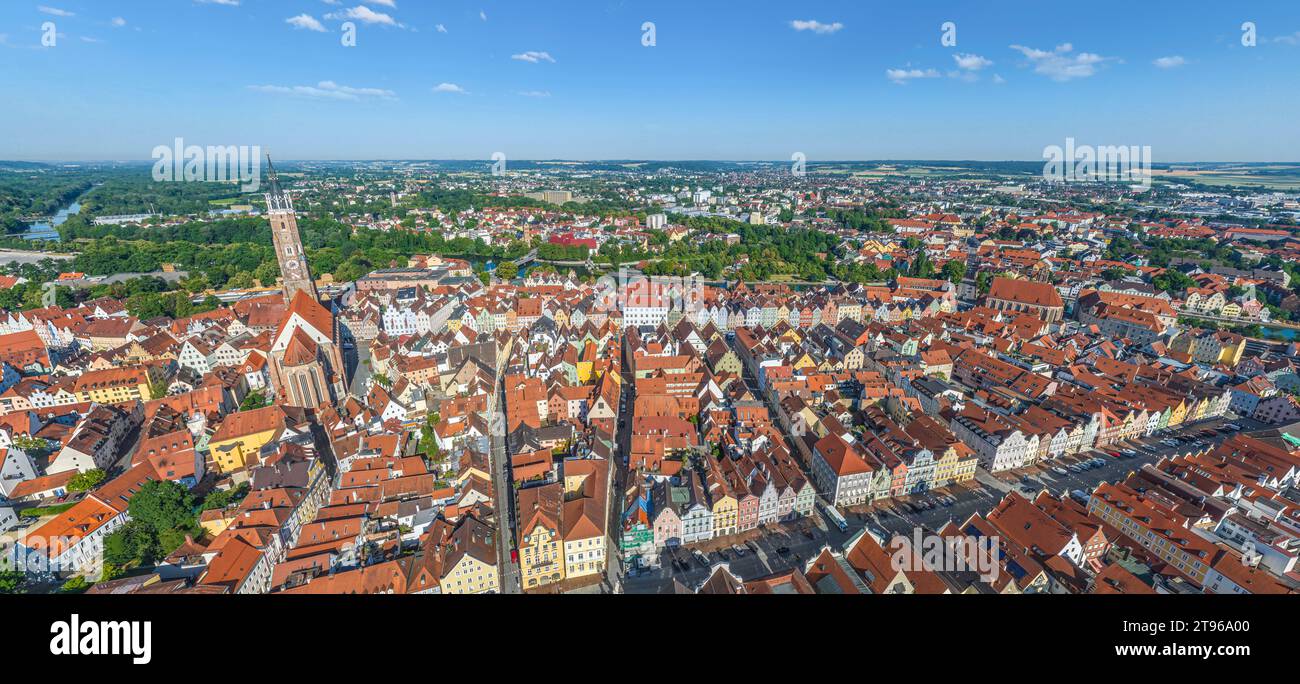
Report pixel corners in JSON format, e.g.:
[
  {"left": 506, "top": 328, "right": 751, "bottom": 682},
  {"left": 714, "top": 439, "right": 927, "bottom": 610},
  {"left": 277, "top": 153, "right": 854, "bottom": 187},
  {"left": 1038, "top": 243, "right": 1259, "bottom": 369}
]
[
  {"left": 515, "top": 458, "right": 610, "bottom": 590},
  {"left": 197, "top": 443, "right": 333, "bottom": 594},
  {"left": 808, "top": 408, "right": 981, "bottom": 507},
  {"left": 1088, "top": 481, "right": 1293, "bottom": 594}
]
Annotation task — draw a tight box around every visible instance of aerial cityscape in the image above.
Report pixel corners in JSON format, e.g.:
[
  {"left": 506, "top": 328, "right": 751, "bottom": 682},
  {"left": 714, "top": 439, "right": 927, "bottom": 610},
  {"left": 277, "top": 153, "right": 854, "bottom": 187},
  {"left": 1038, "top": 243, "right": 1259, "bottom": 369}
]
[{"left": 2, "top": 1, "right": 1300, "bottom": 619}]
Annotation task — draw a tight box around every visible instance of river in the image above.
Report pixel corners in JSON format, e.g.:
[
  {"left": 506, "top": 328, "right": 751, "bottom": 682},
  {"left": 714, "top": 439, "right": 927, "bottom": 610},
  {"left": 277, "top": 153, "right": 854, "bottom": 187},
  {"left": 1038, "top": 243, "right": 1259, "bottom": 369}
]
[
  {"left": 22, "top": 195, "right": 86, "bottom": 242},
  {"left": 1259, "top": 325, "right": 1298, "bottom": 342}
]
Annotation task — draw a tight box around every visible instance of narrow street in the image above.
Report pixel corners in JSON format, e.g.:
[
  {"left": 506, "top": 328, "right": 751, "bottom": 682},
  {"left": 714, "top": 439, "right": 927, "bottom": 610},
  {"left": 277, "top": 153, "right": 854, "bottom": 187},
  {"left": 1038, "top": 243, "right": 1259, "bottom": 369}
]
[{"left": 490, "top": 377, "right": 521, "bottom": 594}]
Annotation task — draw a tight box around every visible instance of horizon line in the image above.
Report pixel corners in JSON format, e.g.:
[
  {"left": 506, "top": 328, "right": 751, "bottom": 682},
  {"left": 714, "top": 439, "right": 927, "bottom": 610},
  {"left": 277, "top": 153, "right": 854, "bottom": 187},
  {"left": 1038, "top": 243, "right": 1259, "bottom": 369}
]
[{"left": 6, "top": 158, "right": 1300, "bottom": 166}]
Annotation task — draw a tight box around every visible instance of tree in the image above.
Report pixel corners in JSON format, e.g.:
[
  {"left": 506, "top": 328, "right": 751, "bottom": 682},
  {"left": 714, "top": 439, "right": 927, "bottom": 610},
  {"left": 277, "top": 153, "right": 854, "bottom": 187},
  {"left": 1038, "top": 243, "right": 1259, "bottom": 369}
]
[
  {"left": 200, "top": 483, "right": 249, "bottom": 512},
  {"left": 103, "top": 519, "right": 161, "bottom": 566},
  {"left": 181, "top": 273, "right": 210, "bottom": 294},
  {"left": 99, "top": 563, "right": 126, "bottom": 584},
  {"left": 976, "top": 270, "right": 994, "bottom": 294},
  {"left": 127, "top": 480, "right": 196, "bottom": 536},
  {"left": 0, "top": 571, "right": 25, "bottom": 594},
  {"left": 942, "top": 260, "right": 967, "bottom": 285},
  {"left": 239, "top": 390, "right": 268, "bottom": 411},
  {"left": 911, "top": 251, "right": 935, "bottom": 278},
  {"left": 67, "top": 469, "right": 106, "bottom": 493},
  {"left": 12, "top": 435, "right": 50, "bottom": 456},
  {"left": 1152, "top": 269, "right": 1196, "bottom": 295},
  {"left": 495, "top": 261, "right": 518, "bottom": 281},
  {"left": 420, "top": 422, "right": 436, "bottom": 455},
  {"left": 148, "top": 379, "right": 169, "bottom": 400},
  {"left": 253, "top": 260, "right": 280, "bottom": 287},
  {"left": 1099, "top": 267, "right": 1125, "bottom": 281},
  {"left": 59, "top": 576, "right": 90, "bottom": 594}
]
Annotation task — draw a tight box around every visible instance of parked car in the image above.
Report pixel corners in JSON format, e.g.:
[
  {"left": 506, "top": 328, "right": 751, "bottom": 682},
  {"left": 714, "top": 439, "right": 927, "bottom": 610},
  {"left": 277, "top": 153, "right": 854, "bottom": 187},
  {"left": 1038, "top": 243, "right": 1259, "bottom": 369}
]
[
  {"left": 1053, "top": 467, "right": 1069, "bottom": 476},
  {"left": 732, "top": 544, "right": 746, "bottom": 556}
]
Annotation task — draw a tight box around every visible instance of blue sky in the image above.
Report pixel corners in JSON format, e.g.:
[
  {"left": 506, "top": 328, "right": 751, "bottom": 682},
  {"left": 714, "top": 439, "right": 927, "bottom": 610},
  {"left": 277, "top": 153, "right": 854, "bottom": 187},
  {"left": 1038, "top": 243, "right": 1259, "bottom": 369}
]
[{"left": 2, "top": 0, "right": 1299, "bottom": 161}]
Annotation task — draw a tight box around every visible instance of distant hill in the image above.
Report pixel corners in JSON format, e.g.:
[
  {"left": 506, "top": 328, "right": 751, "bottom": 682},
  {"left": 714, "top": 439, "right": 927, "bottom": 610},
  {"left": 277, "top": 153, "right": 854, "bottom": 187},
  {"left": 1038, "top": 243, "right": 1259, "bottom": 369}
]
[{"left": 0, "top": 161, "right": 55, "bottom": 171}]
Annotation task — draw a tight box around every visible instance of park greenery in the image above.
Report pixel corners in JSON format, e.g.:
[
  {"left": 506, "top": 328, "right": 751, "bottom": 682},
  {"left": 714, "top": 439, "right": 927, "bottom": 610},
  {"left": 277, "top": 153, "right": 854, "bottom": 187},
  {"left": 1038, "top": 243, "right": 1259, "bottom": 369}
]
[{"left": 103, "top": 480, "right": 202, "bottom": 567}]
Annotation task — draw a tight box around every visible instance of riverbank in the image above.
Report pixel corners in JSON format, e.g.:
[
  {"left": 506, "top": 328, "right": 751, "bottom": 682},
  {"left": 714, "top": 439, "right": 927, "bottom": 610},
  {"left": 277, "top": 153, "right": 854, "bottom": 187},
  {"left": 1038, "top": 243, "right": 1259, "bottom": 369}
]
[{"left": 1177, "top": 310, "right": 1298, "bottom": 341}]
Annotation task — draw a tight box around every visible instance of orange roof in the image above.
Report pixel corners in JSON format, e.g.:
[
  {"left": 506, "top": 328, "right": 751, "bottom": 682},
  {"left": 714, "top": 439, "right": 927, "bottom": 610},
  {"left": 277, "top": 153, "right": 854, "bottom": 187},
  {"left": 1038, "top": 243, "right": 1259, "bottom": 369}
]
[
  {"left": 277, "top": 290, "right": 333, "bottom": 339},
  {"left": 211, "top": 405, "right": 291, "bottom": 442},
  {"left": 987, "top": 277, "right": 1064, "bottom": 309},
  {"left": 24, "top": 496, "right": 121, "bottom": 553}
]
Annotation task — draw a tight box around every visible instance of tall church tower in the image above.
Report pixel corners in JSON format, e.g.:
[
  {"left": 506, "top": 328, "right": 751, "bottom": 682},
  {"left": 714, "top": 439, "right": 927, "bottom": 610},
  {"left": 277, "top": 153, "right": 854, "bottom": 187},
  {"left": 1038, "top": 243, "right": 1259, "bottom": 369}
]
[{"left": 265, "top": 155, "right": 318, "bottom": 305}]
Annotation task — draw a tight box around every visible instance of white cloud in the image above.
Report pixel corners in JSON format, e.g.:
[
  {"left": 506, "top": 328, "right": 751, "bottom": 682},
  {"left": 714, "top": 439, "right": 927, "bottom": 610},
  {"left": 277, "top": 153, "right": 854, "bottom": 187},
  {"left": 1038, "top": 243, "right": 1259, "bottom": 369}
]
[
  {"left": 512, "top": 51, "right": 555, "bottom": 63},
  {"left": 790, "top": 19, "right": 843, "bottom": 35},
  {"left": 1009, "top": 43, "right": 1110, "bottom": 81},
  {"left": 886, "top": 67, "right": 940, "bottom": 84},
  {"left": 1153, "top": 55, "right": 1185, "bottom": 69},
  {"left": 992, "top": 74, "right": 1006, "bottom": 84},
  {"left": 369, "top": 0, "right": 396, "bottom": 6},
  {"left": 436, "top": 23, "right": 447, "bottom": 33},
  {"left": 38, "top": 5, "right": 74, "bottom": 16},
  {"left": 518, "top": 90, "right": 551, "bottom": 97},
  {"left": 1269, "top": 31, "right": 1300, "bottom": 45},
  {"left": 197, "top": 0, "right": 240, "bottom": 5},
  {"left": 326, "top": 5, "right": 401, "bottom": 27},
  {"left": 286, "top": 14, "right": 327, "bottom": 32},
  {"left": 952, "top": 53, "right": 993, "bottom": 71},
  {"left": 80, "top": 36, "right": 102, "bottom": 43},
  {"left": 480, "top": 10, "right": 487, "bottom": 21},
  {"left": 111, "top": 17, "right": 126, "bottom": 27},
  {"left": 433, "top": 82, "right": 467, "bottom": 94},
  {"left": 248, "top": 80, "right": 397, "bottom": 101}
]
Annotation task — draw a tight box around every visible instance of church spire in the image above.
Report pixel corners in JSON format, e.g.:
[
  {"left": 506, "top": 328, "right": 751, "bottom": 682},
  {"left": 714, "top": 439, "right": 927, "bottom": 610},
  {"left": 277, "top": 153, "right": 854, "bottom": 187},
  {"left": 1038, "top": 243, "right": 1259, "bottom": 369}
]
[{"left": 264, "top": 153, "right": 293, "bottom": 213}]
